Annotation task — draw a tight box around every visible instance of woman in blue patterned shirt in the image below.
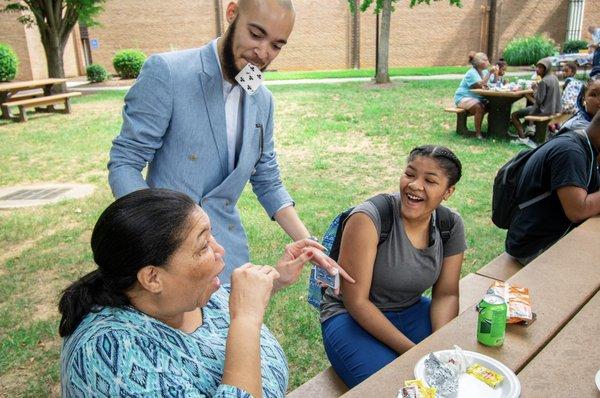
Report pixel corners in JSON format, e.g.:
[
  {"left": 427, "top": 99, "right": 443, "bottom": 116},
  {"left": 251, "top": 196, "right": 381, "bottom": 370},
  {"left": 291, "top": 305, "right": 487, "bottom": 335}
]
[{"left": 59, "top": 188, "right": 343, "bottom": 397}]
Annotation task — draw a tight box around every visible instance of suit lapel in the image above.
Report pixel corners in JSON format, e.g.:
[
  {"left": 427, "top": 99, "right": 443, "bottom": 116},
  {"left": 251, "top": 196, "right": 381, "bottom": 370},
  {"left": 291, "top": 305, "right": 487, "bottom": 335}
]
[
  {"left": 199, "top": 45, "right": 228, "bottom": 178},
  {"left": 238, "top": 92, "right": 258, "bottom": 171}
]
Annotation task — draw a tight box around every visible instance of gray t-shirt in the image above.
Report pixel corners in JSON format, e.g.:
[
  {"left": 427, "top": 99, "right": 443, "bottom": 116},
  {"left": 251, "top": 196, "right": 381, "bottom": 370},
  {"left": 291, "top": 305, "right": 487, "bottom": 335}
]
[{"left": 320, "top": 193, "right": 467, "bottom": 323}]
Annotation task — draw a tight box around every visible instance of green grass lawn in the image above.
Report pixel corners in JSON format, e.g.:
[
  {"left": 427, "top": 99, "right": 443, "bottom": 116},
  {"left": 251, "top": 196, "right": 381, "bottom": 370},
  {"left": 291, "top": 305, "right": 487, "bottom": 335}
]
[
  {"left": 264, "top": 66, "right": 470, "bottom": 80},
  {"left": 0, "top": 80, "right": 522, "bottom": 395}
]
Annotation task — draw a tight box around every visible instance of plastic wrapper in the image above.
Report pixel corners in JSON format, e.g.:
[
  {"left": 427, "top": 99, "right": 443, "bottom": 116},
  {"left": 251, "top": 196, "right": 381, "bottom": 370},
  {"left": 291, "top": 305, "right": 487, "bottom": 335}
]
[
  {"left": 403, "top": 379, "right": 435, "bottom": 398},
  {"left": 424, "top": 353, "right": 459, "bottom": 396},
  {"left": 435, "top": 345, "right": 471, "bottom": 375},
  {"left": 486, "top": 281, "right": 533, "bottom": 324},
  {"left": 397, "top": 385, "right": 421, "bottom": 398},
  {"left": 466, "top": 363, "right": 504, "bottom": 388}
]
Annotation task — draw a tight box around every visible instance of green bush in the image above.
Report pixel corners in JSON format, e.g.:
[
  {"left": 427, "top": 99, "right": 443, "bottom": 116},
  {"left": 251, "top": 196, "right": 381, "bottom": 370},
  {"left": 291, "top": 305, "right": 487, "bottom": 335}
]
[
  {"left": 112, "top": 49, "right": 146, "bottom": 79},
  {"left": 562, "top": 39, "right": 588, "bottom": 54},
  {"left": 0, "top": 44, "right": 19, "bottom": 82},
  {"left": 86, "top": 63, "right": 109, "bottom": 83},
  {"left": 502, "top": 35, "right": 559, "bottom": 66}
]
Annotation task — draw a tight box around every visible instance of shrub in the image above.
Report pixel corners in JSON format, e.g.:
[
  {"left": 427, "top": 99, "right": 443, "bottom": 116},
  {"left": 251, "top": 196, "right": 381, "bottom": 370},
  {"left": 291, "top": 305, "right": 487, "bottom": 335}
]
[
  {"left": 0, "top": 44, "right": 19, "bottom": 82},
  {"left": 112, "top": 49, "right": 146, "bottom": 79},
  {"left": 562, "top": 39, "right": 588, "bottom": 54},
  {"left": 86, "top": 63, "right": 109, "bottom": 83},
  {"left": 502, "top": 35, "right": 559, "bottom": 66}
]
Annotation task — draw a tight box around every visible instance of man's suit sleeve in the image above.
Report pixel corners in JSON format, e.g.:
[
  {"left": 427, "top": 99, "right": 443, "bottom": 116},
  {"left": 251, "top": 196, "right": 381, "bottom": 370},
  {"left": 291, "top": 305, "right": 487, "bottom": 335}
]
[
  {"left": 250, "top": 94, "right": 294, "bottom": 219},
  {"left": 107, "top": 55, "right": 174, "bottom": 198}
]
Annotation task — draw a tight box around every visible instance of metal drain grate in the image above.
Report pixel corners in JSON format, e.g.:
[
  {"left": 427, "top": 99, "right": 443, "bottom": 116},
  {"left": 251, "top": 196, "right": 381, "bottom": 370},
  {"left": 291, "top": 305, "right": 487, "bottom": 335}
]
[
  {"left": 0, "top": 187, "right": 71, "bottom": 201},
  {"left": 0, "top": 184, "right": 95, "bottom": 209}
]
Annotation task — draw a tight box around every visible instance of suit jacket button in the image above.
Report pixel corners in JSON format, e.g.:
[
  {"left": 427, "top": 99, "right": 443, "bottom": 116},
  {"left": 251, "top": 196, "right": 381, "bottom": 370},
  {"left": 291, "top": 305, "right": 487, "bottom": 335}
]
[
  {"left": 188, "top": 154, "right": 198, "bottom": 161},
  {"left": 228, "top": 224, "right": 234, "bottom": 231},
  {"left": 201, "top": 198, "right": 208, "bottom": 205},
  {"left": 225, "top": 200, "right": 230, "bottom": 206}
]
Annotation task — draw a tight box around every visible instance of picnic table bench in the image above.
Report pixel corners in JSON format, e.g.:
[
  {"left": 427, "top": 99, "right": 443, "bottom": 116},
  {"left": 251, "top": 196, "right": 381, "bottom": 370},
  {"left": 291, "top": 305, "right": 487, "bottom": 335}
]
[
  {"left": 288, "top": 217, "right": 600, "bottom": 396},
  {"left": 0, "top": 78, "right": 81, "bottom": 122},
  {"left": 524, "top": 112, "right": 573, "bottom": 143}
]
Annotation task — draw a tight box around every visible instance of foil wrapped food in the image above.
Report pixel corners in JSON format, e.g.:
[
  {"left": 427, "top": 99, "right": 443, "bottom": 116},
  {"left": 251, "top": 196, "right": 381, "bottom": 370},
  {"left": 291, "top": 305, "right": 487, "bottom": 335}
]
[{"left": 424, "top": 353, "right": 459, "bottom": 397}]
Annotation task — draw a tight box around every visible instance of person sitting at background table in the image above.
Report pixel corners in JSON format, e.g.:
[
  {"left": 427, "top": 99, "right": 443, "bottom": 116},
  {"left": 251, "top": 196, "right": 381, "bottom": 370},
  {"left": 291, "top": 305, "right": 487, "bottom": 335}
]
[
  {"left": 488, "top": 60, "right": 508, "bottom": 87},
  {"left": 560, "top": 62, "right": 583, "bottom": 115},
  {"left": 453, "top": 51, "right": 498, "bottom": 139},
  {"left": 510, "top": 57, "right": 561, "bottom": 148},
  {"left": 59, "top": 188, "right": 352, "bottom": 397},
  {"left": 319, "top": 145, "right": 467, "bottom": 388},
  {"left": 506, "top": 79, "right": 600, "bottom": 265}
]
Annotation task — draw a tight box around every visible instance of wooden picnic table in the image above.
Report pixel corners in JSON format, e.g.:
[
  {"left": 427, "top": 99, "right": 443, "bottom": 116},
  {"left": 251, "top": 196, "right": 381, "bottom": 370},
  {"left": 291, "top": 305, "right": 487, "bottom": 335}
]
[
  {"left": 341, "top": 216, "right": 600, "bottom": 397},
  {"left": 471, "top": 88, "right": 533, "bottom": 139},
  {"left": 0, "top": 78, "right": 67, "bottom": 120}
]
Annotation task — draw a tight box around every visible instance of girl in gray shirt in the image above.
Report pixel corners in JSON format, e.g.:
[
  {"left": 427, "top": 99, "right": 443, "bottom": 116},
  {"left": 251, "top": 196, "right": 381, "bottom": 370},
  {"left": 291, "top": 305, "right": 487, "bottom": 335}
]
[{"left": 320, "top": 145, "right": 466, "bottom": 388}]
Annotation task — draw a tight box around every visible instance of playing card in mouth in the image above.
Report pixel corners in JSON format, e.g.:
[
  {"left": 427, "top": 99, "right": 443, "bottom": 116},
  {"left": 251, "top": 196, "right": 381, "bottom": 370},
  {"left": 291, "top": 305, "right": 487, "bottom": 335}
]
[{"left": 234, "top": 62, "right": 264, "bottom": 95}]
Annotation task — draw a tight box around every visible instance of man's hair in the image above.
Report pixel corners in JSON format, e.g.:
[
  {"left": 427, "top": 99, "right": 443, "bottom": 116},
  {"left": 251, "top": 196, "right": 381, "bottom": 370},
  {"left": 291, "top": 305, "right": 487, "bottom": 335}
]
[{"left": 565, "top": 62, "right": 578, "bottom": 74}]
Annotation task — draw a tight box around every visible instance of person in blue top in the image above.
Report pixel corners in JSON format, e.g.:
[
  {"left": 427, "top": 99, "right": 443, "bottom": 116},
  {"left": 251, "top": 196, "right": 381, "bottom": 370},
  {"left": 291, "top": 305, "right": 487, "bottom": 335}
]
[
  {"left": 59, "top": 188, "right": 350, "bottom": 397},
  {"left": 454, "top": 52, "right": 498, "bottom": 139}
]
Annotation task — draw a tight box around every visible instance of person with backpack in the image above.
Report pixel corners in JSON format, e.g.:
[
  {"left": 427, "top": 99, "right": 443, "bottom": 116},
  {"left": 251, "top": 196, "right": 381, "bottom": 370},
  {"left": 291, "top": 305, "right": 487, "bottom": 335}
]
[
  {"left": 504, "top": 79, "right": 600, "bottom": 265},
  {"left": 319, "top": 145, "right": 466, "bottom": 388}
]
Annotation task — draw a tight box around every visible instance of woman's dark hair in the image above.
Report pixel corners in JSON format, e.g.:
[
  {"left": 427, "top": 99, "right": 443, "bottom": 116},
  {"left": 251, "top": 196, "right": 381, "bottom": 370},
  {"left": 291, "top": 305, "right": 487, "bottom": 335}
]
[
  {"left": 58, "top": 188, "right": 197, "bottom": 337},
  {"left": 496, "top": 60, "right": 507, "bottom": 69},
  {"left": 407, "top": 145, "right": 462, "bottom": 186}
]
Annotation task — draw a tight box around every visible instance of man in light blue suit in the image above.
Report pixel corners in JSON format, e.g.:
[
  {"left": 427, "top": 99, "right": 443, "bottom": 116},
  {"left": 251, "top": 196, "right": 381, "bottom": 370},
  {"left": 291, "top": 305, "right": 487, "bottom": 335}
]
[{"left": 108, "top": 0, "right": 316, "bottom": 282}]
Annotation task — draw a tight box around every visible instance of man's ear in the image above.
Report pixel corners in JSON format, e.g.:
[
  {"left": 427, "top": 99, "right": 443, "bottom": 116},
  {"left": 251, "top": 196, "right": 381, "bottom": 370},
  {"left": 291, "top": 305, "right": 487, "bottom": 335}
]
[
  {"left": 137, "top": 266, "right": 164, "bottom": 294},
  {"left": 225, "top": 1, "right": 238, "bottom": 23},
  {"left": 443, "top": 185, "right": 456, "bottom": 201}
]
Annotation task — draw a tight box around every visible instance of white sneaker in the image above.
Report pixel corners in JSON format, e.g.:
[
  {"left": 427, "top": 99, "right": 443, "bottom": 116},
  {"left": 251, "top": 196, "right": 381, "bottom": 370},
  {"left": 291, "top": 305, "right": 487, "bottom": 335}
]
[
  {"left": 518, "top": 137, "right": 537, "bottom": 149},
  {"left": 524, "top": 125, "right": 536, "bottom": 137}
]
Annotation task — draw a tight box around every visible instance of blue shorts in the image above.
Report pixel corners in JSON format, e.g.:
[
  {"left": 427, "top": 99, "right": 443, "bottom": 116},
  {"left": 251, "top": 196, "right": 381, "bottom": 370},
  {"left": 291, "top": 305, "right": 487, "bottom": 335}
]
[{"left": 321, "top": 296, "right": 432, "bottom": 388}]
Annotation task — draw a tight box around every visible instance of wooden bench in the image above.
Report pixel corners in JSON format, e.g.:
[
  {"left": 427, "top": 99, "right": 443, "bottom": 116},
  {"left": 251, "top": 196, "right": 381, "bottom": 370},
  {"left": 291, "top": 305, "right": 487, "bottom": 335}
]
[
  {"left": 524, "top": 112, "right": 572, "bottom": 143},
  {"left": 444, "top": 107, "right": 474, "bottom": 136},
  {"left": 475, "top": 252, "right": 522, "bottom": 281},
  {"left": 2, "top": 92, "right": 81, "bottom": 122},
  {"left": 287, "top": 272, "right": 497, "bottom": 397}
]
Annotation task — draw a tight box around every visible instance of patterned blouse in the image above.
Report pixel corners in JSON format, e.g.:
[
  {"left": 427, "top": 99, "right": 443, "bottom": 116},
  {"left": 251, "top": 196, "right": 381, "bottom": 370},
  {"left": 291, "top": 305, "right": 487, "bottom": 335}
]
[{"left": 61, "top": 286, "right": 288, "bottom": 397}]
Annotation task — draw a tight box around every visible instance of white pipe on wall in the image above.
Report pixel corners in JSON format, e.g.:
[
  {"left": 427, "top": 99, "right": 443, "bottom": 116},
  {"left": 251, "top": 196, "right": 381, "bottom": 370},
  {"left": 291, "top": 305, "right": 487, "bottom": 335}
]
[{"left": 566, "top": 0, "right": 585, "bottom": 42}]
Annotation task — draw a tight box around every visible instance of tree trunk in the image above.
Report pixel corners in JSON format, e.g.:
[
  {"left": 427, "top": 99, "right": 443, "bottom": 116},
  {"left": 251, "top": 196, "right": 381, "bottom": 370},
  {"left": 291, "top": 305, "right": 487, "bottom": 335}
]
[
  {"left": 375, "top": 0, "right": 392, "bottom": 84},
  {"left": 41, "top": 31, "right": 66, "bottom": 92}
]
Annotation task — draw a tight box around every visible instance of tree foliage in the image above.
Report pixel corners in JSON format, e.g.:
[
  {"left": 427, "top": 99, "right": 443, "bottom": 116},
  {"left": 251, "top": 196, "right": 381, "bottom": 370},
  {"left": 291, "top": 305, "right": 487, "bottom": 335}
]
[{"left": 2, "top": 0, "right": 105, "bottom": 79}]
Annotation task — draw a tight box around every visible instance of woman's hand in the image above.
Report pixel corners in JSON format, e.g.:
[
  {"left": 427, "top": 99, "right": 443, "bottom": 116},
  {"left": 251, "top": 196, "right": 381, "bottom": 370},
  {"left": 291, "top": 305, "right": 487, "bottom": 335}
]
[
  {"left": 273, "top": 238, "right": 355, "bottom": 294},
  {"left": 229, "top": 264, "right": 280, "bottom": 327}
]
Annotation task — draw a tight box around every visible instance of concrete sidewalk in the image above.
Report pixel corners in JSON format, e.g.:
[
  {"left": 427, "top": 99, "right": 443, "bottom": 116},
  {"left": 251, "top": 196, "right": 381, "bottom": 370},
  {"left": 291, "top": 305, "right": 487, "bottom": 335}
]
[{"left": 68, "top": 71, "right": 532, "bottom": 93}]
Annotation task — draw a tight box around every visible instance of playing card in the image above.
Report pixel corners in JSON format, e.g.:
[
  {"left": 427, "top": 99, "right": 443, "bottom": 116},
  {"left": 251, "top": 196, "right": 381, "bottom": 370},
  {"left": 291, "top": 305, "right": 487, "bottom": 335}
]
[{"left": 234, "top": 63, "right": 264, "bottom": 95}]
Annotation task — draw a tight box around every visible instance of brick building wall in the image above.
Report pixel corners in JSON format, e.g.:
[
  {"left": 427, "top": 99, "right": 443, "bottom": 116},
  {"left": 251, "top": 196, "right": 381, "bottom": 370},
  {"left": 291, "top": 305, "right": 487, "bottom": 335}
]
[
  {"left": 1, "top": 11, "right": 85, "bottom": 80},
  {"left": 2, "top": 0, "right": 599, "bottom": 79},
  {"left": 88, "top": 0, "right": 218, "bottom": 74}
]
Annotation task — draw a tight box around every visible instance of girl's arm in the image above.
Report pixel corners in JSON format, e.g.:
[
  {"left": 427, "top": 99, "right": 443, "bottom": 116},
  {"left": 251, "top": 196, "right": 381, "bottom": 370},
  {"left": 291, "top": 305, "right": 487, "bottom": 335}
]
[{"left": 430, "top": 253, "right": 463, "bottom": 331}]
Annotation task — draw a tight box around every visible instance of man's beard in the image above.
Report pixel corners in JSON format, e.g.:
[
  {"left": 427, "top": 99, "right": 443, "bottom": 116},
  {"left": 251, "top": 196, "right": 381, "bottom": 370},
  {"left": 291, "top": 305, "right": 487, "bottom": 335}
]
[
  {"left": 222, "top": 18, "right": 270, "bottom": 83},
  {"left": 222, "top": 18, "right": 240, "bottom": 82}
]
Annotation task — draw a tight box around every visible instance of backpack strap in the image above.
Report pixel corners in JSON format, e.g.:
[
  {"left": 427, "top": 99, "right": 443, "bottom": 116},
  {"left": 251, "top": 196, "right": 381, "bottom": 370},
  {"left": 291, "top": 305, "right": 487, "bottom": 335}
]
[
  {"left": 367, "top": 193, "right": 395, "bottom": 244},
  {"left": 435, "top": 205, "right": 455, "bottom": 245}
]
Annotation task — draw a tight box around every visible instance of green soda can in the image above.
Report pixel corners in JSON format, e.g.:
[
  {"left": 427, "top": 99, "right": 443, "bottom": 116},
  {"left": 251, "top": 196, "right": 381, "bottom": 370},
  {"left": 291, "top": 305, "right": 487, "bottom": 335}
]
[{"left": 476, "top": 294, "right": 507, "bottom": 347}]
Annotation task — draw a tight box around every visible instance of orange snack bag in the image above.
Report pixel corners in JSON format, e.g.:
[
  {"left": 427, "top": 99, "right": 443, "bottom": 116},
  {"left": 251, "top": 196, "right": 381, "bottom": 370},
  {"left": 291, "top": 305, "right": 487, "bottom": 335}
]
[{"left": 486, "top": 281, "right": 533, "bottom": 323}]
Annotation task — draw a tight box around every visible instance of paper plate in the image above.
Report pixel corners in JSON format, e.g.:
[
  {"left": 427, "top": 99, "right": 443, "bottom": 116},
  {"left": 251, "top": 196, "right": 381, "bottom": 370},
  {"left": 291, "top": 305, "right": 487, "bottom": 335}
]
[
  {"left": 413, "top": 350, "right": 520, "bottom": 398},
  {"left": 595, "top": 369, "right": 600, "bottom": 391}
]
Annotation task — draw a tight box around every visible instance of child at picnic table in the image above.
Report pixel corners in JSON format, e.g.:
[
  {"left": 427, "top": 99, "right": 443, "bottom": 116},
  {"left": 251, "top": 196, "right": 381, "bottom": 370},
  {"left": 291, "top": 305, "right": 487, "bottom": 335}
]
[
  {"left": 453, "top": 51, "right": 499, "bottom": 139},
  {"left": 505, "top": 79, "right": 600, "bottom": 265},
  {"left": 510, "top": 57, "right": 561, "bottom": 148},
  {"left": 319, "top": 145, "right": 467, "bottom": 388},
  {"left": 488, "top": 60, "right": 508, "bottom": 87}
]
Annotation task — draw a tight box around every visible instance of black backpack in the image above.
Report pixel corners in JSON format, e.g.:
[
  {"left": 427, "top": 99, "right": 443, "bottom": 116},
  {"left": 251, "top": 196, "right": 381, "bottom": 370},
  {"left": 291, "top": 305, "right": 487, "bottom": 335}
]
[
  {"left": 492, "top": 131, "right": 596, "bottom": 229},
  {"left": 324, "top": 193, "right": 455, "bottom": 261}
]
